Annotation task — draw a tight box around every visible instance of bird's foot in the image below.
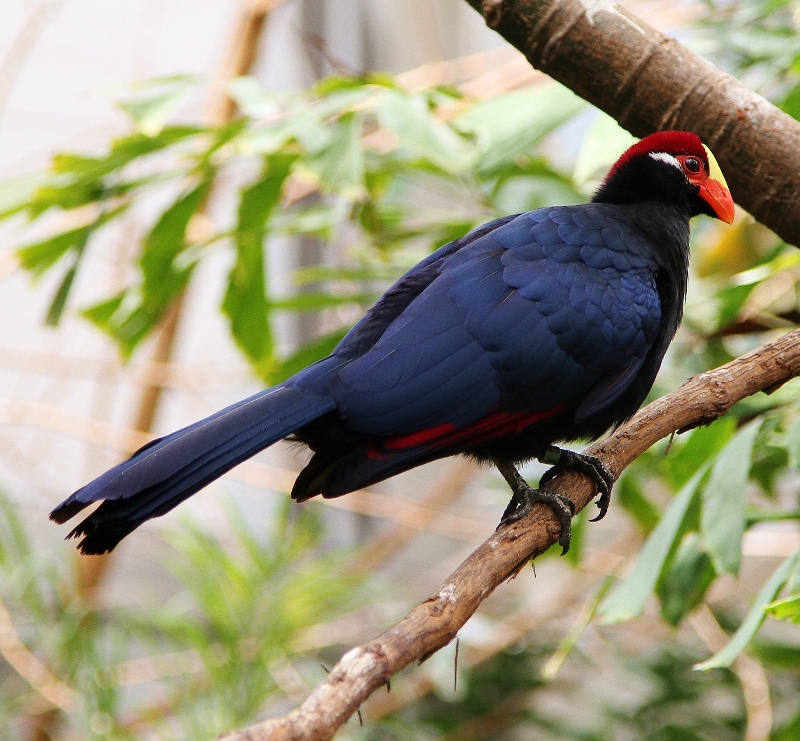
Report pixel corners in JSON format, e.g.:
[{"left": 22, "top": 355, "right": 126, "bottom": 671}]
[
  {"left": 539, "top": 446, "right": 614, "bottom": 522},
  {"left": 499, "top": 485, "right": 576, "bottom": 555},
  {"left": 494, "top": 460, "right": 575, "bottom": 555}
]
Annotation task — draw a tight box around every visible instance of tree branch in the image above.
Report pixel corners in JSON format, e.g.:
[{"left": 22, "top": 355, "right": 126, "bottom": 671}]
[
  {"left": 464, "top": 0, "right": 800, "bottom": 248},
  {"left": 216, "top": 3, "right": 800, "bottom": 738},
  {"left": 219, "top": 326, "right": 800, "bottom": 741}
]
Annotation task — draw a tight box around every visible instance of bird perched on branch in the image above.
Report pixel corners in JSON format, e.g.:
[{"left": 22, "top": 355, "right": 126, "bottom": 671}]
[{"left": 51, "top": 131, "right": 734, "bottom": 555}]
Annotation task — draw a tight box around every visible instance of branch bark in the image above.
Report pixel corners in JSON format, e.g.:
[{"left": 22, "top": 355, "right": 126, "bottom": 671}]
[
  {"left": 464, "top": 0, "right": 800, "bottom": 248},
  {"left": 218, "top": 326, "right": 800, "bottom": 740},
  {"left": 213, "top": 3, "right": 800, "bottom": 738}
]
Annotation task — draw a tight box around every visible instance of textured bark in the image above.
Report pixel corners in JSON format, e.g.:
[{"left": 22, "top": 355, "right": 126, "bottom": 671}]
[
  {"left": 219, "top": 327, "right": 800, "bottom": 740},
  {"left": 465, "top": 0, "right": 800, "bottom": 247}
]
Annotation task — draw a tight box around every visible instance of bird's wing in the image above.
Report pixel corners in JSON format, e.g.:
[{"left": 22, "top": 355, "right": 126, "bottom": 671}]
[
  {"left": 330, "top": 206, "right": 663, "bottom": 439},
  {"left": 326, "top": 214, "right": 521, "bottom": 362}
]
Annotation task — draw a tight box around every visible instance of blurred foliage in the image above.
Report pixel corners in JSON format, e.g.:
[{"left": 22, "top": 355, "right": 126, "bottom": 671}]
[
  {"left": 0, "top": 494, "right": 364, "bottom": 740},
  {"left": 3, "top": 1, "right": 800, "bottom": 738},
  {"left": 2, "top": 73, "right": 584, "bottom": 379}
]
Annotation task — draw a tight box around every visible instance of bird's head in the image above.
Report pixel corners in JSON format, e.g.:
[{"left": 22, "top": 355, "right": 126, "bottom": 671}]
[{"left": 594, "top": 131, "right": 735, "bottom": 224}]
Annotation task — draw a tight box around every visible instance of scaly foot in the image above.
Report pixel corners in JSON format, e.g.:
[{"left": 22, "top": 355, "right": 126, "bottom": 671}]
[
  {"left": 494, "top": 459, "right": 576, "bottom": 554},
  {"left": 539, "top": 446, "right": 615, "bottom": 522}
]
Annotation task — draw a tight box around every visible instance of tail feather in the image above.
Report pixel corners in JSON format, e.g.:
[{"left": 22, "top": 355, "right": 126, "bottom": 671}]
[{"left": 50, "top": 383, "right": 336, "bottom": 554}]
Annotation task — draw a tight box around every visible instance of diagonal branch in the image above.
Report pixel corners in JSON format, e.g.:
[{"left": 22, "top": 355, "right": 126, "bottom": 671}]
[
  {"left": 213, "top": 2, "right": 800, "bottom": 738},
  {"left": 463, "top": 0, "right": 800, "bottom": 248},
  {"left": 218, "top": 326, "right": 800, "bottom": 741}
]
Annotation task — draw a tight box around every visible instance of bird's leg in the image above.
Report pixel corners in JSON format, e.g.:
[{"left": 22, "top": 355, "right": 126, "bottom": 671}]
[
  {"left": 494, "top": 458, "right": 575, "bottom": 555},
  {"left": 538, "top": 446, "right": 615, "bottom": 522}
]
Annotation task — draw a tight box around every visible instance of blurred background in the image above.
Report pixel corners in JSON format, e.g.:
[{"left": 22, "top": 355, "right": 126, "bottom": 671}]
[{"left": 1, "top": 1, "right": 800, "bottom": 739}]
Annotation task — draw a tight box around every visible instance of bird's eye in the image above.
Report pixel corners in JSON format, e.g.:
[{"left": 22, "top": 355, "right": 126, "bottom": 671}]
[{"left": 684, "top": 157, "right": 702, "bottom": 174}]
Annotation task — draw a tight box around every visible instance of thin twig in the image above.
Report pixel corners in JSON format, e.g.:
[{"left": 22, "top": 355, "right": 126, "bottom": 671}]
[
  {"left": 0, "top": 1, "right": 61, "bottom": 121},
  {"left": 0, "top": 595, "right": 77, "bottom": 712},
  {"left": 689, "top": 605, "right": 772, "bottom": 741}
]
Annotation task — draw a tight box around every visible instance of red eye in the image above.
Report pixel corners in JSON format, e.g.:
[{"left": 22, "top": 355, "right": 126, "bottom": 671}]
[{"left": 684, "top": 157, "right": 702, "bottom": 174}]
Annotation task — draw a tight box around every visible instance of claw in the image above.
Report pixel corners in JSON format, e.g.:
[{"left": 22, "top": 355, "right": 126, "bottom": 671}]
[
  {"left": 493, "top": 459, "right": 576, "bottom": 555},
  {"left": 539, "top": 446, "right": 615, "bottom": 521}
]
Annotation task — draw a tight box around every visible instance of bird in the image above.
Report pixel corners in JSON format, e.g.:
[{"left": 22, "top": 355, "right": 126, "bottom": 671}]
[{"left": 51, "top": 130, "right": 735, "bottom": 556}]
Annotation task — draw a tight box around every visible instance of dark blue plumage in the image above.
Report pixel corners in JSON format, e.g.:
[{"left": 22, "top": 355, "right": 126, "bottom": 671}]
[{"left": 51, "top": 131, "right": 735, "bottom": 554}]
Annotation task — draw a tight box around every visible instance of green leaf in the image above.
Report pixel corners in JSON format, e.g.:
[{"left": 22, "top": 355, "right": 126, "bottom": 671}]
[
  {"left": 764, "top": 595, "right": 800, "bottom": 622},
  {"left": 779, "top": 82, "right": 800, "bottom": 120},
  {"left": 658, "top": 533, "right": 716, "bottom": 626},
  {"left": 268, "top": 291, "right": 374, "bottom": 312},
  {"left": 542, "top": 576, "right": 615, "bottom": 679},
  {"left": 86, "top": 178, "right": 211, "bottom": 358},
  {"left": 714, "top": 282, "right": 756, "bottom": 330},
  {"left": 599, "top": 467, "right": 706, "bottom": 624},
  {"left": 783, "top": 415, "right": 800, "bottom": 471},
  {"left": 666, "top": 417, "right": 736, "bottom": 490},
  {"left": 51, "top": 129, "right": 201, "bottom": 185},
  {"left": 774, "top": 710, "right": 800, "bottom": 741},
  {"left": 454, "top": 84, "right": 585, "bottom": 177},
  {"left": 19, "top": 127, "right": 202, "bottom": 219},
  {"left": 17, "top": 205, "right": 127, "bottom": 277},
  {"left": 296, "top": 113, "right": 365, "bottom": 199},
  {"left": 573, "top": 112, "right": 637, "bottom": 184},
  {"left": 107, "top": 126, "right": 203, "bottom": 166},
  {"left": 0, "top": 173, "right": 46, "bottom": 218},
  {"left": 117, "top": 78, "right": 195, "bottom": 136},
  {"left": 695, "top": 546, "right": 800, "bottom": 669},
  {"left": 787, "top": 552, "right": 800, "bottom": 593},
  {"left": 617, "top": 473, "right": 662, "bottom": 531},
  {"left": 313, "top": 73, "right": 396, "bottom": 95},
  {"left": 701, "top": 419, "right": 760, "bottom": 576},
  {"left": 375, "top": 89, "right": 474, "bottom": 173},
  {"left": 27, "top": 180, "right": 106, "bottom": 217},
  {"left": 140, "top": 179, "right": 209, "bottom": 287},
  {"left": 226, "top": 76, "right": 283, "bottom": 119},
  {"left": 45, "top": 254, "right": 81, "bottom": 326},
  {"left": 223, "top": 153, "right": 297, "bottom": 370},
  {"left": 18, "top": 224, "right": 93, "bottom": 277},
  {"left": 83, "top": 292, "right": 126, "bottom": 330}
]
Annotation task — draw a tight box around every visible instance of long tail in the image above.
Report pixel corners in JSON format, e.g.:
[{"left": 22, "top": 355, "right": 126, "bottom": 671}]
[{"left": 50, "top": 380, "right": 337, "bottom": 555}]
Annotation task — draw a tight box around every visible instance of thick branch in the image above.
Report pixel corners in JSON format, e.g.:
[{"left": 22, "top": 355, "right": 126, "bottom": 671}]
[
  {"left": 464, "top": 0, "right": 800, "bottom": 247},
  {"left": 215, "top": 5, "right": 800, "bottom": 737},
  {"left": 219, "top": 328, "right": 800, "bottom": 741}
]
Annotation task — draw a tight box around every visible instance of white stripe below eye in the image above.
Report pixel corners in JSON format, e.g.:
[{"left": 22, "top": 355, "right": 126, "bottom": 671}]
[{"left": 649, "top": 152, "right": 682, "bottom": 170}]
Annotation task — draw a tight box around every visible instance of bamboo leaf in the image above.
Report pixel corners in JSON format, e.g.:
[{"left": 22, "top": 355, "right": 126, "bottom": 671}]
[
  {"left": 667, "top": 417, "right": 736, "bottom": 490},
  {"left": 0, "top": 173, "right": 45, "bottom": 218},
  {"left": 267, "top": 292, "right": 374, "bottom": 312},
  {"left": 375, "top": 89, "right": 474, "bottom": 174},
  {"left": 17, "top": 205, "right": 127, "bottom": 277},
  {"left": 765, "top": 595, "right": 800, "bottom": 623},
  {"left": 599, "top": 467, "right": 706, "bottom": 624},
  {"left": 116, "top": 77, "right": 196, "bottom": 136},
  {"left": 617, "top": 473, "right": 662, "bottom": 531},
  {"left": 84, "top": 178, "right": 211, "bottom": 358},
  {"left": 296, "top": 113, "right": 365, "bottom": 199},
  {"left": 701, "top": 419, "right": 761, "bottom": 576},
  {"left": 45, "top": 255, "right": 81, "bottom": 326},
  {"left": 18, "top": 225, "right": 92, "bottom": 277},
  {"left": 223, "top": 153, "right": 297, "bottom": 370},
  {"left": 695, "top": 547, "right": 800, "bottom": 669},
  {"left": 139, "top": 179, "right": 210, "bottom": 290},
  {"left": 454, "top": 84, "right": 585, "bottom": 177},
  {"left": 658, "top": 533, "right": 716, "bottom": 626}
]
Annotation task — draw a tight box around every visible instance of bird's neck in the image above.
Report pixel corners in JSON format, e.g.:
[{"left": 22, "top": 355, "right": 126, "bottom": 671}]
[{"left": 621, "top": 201, "right": 691, "bottom": 332}]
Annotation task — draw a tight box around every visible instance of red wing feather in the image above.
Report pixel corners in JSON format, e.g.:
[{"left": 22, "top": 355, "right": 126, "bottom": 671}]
[{"left": 368, "top": 404, "right": 568, "bottom": 459}]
